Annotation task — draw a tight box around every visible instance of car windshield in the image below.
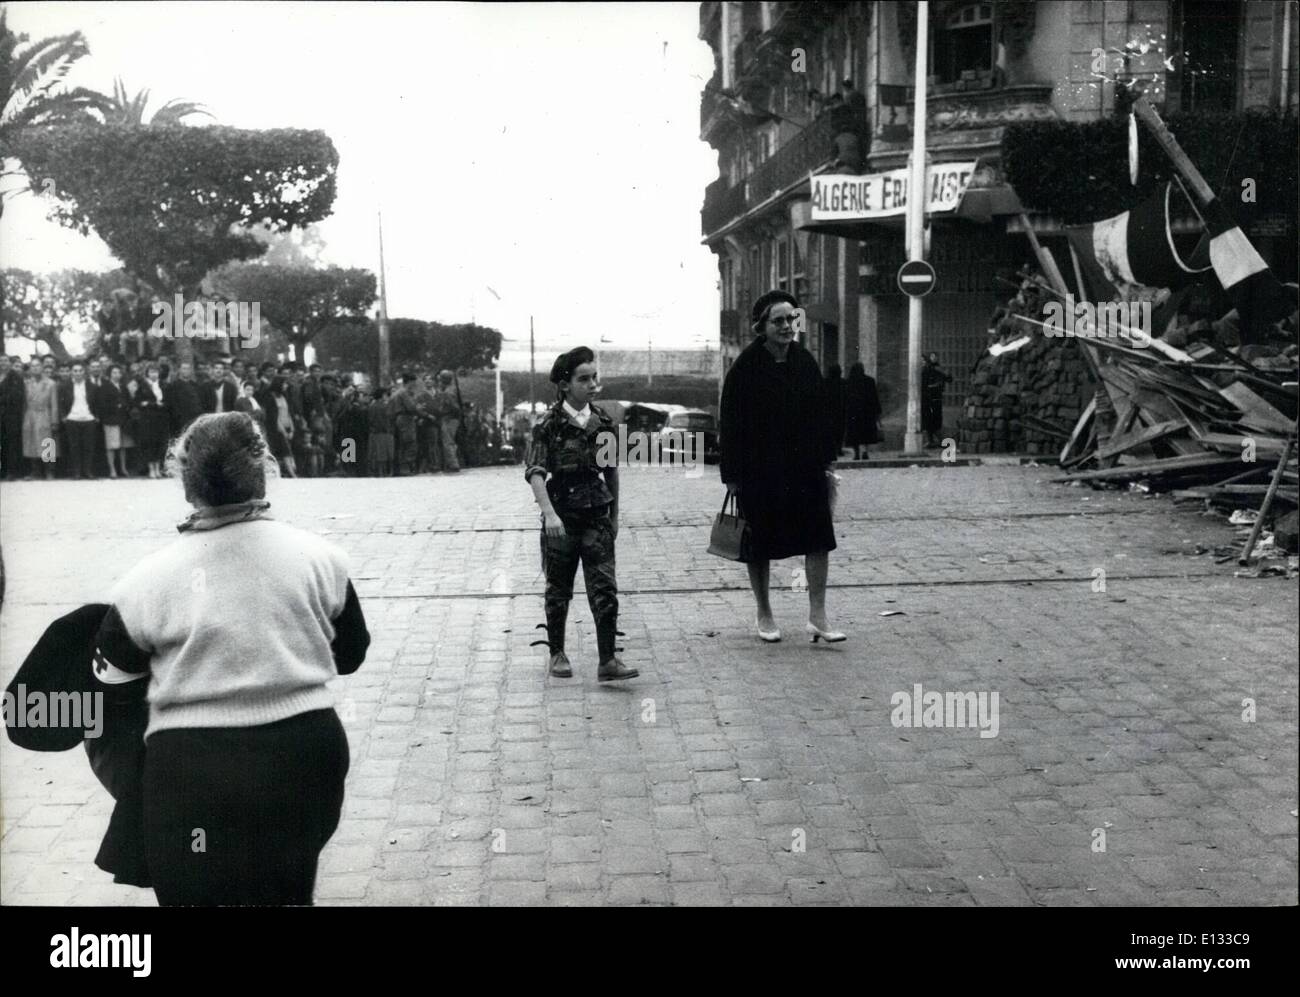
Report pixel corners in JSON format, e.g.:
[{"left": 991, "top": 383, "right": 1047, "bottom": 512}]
[{"left": 667, "top": 414, "right": 715, "bottom": 430}]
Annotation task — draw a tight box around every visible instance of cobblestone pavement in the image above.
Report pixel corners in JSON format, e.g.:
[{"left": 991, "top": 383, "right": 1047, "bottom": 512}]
[{"left": 1, "top": 464, "right": 1296, "bottom": 906}]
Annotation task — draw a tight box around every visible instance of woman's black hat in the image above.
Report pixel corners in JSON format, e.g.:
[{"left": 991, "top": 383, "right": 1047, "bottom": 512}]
[{"left": 751, "top": 289, "right": 800, "bottom": 328}]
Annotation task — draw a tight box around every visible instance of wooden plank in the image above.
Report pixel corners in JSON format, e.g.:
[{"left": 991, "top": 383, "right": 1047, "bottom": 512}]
[
  {"left": 1054, "top": 452, "right": 1243, "bottom": 483},
  {"left": 1219, "top": 381, "right": 1297, "bottom": 435},
  {"left": 1095, "top": 420, "right": 1187, "bottom": 460},
  {"left": 1198, "top": 433, "right": 1289, "bottom": 457},
  {"left": 1059, "top": 397, "right": 1096, "bottom": 464}
]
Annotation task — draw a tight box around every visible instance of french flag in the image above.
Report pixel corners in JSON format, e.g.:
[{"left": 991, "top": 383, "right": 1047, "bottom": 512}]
[{"left": 1064, "top": 182, "right": 1209, "bottom": 299}]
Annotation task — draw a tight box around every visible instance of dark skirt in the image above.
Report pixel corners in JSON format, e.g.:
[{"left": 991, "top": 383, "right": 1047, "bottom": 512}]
[
  {"left": 739, "top": 467, "right": 837, "bottom": 561},
  {"left": 136, "top": 408, "right": 170, "bottom": 462},
  {"left": 143, "top": 708, "right": 349, "bottom": 906}
]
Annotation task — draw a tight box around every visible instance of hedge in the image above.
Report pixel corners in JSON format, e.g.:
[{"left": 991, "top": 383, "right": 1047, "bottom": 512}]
[{"left": 1001, "top": 111, "right": 1297, "bottom": 226}]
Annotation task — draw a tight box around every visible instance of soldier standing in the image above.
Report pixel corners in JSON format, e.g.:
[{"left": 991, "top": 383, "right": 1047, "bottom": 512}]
[{"left": 525, "top": 347, "right": 637, "bottom": 682}]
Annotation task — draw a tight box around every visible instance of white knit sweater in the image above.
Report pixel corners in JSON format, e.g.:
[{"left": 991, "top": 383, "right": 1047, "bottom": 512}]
[{"left": 109, "top": 519, "right": 353, "bottom": 738}]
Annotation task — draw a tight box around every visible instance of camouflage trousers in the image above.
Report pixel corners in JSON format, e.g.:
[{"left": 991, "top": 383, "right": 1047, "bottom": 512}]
[{"left": 540, "top": 504, "right": 618, "bottom": 661}]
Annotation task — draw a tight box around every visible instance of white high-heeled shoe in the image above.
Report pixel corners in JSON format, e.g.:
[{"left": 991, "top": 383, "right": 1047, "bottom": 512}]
[
  {"left": 756, "top": 616, "right": 782, "bottom": 643},
  {"left": 805, "top": 622, "right": 847, "bottom": 643}
]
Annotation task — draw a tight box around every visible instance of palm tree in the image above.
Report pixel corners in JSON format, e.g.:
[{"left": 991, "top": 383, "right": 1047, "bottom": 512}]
[
  {"left": 0, "top": 8, "right": 109, "bottom": 163},
  {"left": 97, "top": 77, "right": 210, "bottom": 126}
]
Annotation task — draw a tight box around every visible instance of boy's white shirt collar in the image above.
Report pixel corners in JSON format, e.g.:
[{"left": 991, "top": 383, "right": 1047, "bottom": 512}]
[{"left": 562, "top": 400, "right": 591, "bottom": 427}]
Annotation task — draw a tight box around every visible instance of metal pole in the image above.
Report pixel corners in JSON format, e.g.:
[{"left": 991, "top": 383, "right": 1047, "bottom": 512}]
[
  {"left": 647, "top": 334, "right": 653, "bottom": 387},
  {"left": 377, "top": 211, "right": 390, "bottom": 386},
  {"left": 529, "top": 315, "right": 536, "bottom": 420},
  {"left": 903, "top": 0, "right": 929, "bottom": 456}
]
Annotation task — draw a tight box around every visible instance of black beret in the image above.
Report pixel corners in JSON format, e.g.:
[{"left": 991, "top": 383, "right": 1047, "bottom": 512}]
[
  {"left": 751, "top": 289, "right": 800, "bottom": 327},
  {"left": 549, "top": 346, "right": 595, "bottom": 384}
]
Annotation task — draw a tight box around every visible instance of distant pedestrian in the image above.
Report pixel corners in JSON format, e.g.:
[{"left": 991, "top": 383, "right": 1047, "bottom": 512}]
[
  {"left": 844, "top": 362, "right": 882, "bottom": 459},
  {"left": 921, "top": 352, "right": 951, "bottom": 448},
  {"left": 92, "top": 411, "right": 369, "bottom": 905},
  {"left": 96, "top": 364, "right": 131, "bottom": 478},
  {"left": 526, "top": 346, "right": 637, "bottom": 682},
  {"left": 720, "top": 290, "right": 844, "bottom": 644},
  {"left": 825, "top": 364, "right": 845, "bottom": 458}
]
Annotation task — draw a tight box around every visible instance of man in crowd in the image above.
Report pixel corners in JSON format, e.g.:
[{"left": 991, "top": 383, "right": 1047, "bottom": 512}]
[
  {"left": 430, "top": 369, "right": 462, "bottom": 473},
  {"left": 0, "top": 355, "right": 27, "bottom": 480},
  {"left": 58, "top": 361, "right": 99, "bottom": 479},
  {"left": 202, "top": 358, "right": 239, "bottom": 414},
  {"left": 165, "top": 360, "right": 204, "bottom": 437}
]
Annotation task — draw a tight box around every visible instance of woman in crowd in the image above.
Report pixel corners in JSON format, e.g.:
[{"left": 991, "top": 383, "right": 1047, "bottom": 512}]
[
  {"left": 525, "top": 346, "right": 637, "bottom": 682},
  {"left": 269, "top": 377, "right": 297, "bottom": 478},
  {"left": 234, "top": 379, "right": 267, "bottom": 432},
  {"left": 133, "top": 363, "right": 170, "bottom": 479},
  {"left": 719, "top": 290, "right": 844, "bottom": 644},
  {"left": 97, "top": 364, "right": 131, "bottom": 478},
  {"left": 21, "top": 358, "right": 59, "bottom": 480},
  {"left": 92, "top": 412, "right": 369, "bottom": 904},
  {"left": 844, "top": 362, "right": 882, "bottom": 459}
]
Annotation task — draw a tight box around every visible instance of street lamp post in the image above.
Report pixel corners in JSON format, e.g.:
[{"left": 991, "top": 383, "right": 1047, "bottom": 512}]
[{"left": 903, "top": 1, "right": 929, "bottom": 456}]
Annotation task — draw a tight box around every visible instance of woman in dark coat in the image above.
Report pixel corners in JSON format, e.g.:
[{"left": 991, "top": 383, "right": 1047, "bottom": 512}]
[
  {"left": 133, "top": 363, "right": 170, "bottom": 478},
  {"left": 843, "top": 362, "right": 882, "bottom": 459},
  {"left": 825, "top": 364, "right": 845, "bottom": 459},
  {"left": 720, "top": 289, "right": 845, "bottom": 644}
]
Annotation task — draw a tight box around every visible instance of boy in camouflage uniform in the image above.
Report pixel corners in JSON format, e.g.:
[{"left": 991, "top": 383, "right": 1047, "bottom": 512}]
[{"left": 525, "top": 347, "right": 637, "bottom": 682}]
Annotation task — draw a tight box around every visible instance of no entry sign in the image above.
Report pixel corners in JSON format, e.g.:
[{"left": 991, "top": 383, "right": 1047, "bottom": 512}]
[{"left": 897, "top": 260, "right": 936, "bottom": 297}]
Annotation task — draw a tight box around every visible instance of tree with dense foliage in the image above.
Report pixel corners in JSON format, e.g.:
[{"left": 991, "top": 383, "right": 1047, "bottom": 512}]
[
  {"left": 389, "top": 317, "right": 503, "bottom": 372},
  {"left": 13, "top": 122, "right": 339, "bottom": 357},
  {"left": 1, "top": 267, "right": 133, "bottom": 359},
  {"left": 209, "top": 263, "right": 376, "bottom": 362}
]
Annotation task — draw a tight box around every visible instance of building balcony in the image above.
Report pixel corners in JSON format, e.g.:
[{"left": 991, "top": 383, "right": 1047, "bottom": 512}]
[{"left": 701, "top": 114, "right": 837, "bottom": 239}]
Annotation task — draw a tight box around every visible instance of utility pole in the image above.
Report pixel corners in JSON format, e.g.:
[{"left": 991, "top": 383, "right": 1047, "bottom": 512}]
[
  {"left": 377, "top": 211, "right": 391, "bottom": 386},
  {"left": 528, "top": 315, "right": 536, "bottom": 421},
  {"left": 902, "top": 1, "right": 929, "bottom": 456},
  {"left": 647, "top": 334, "right": 653, "bottom": 388}
]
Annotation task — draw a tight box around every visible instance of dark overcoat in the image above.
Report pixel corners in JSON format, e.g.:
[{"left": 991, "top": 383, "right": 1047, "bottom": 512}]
[{"left": 719, "top": 336, "right": 837, "bottom": 560}]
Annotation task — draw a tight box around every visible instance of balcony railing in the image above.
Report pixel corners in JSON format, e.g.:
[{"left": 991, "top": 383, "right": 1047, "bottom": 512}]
[
  {"left": 701, "top": 114, "right": 836, "bottom": 237},
  {"left": 702, "top": 176, "right": 747, "bottom": 236},
  {"left": 745, "top": 114, "right": 835, "bottom": 205}
]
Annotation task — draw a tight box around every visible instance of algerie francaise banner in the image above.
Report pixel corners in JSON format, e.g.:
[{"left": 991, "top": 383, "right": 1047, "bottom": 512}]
[{"left": 809, "top": 162, "right": 976, "bottom": 221}]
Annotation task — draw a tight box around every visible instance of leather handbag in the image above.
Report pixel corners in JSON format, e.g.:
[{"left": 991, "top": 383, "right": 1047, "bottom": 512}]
[{"left": 707, "top": 490, "right": 752, "bottom": 562}]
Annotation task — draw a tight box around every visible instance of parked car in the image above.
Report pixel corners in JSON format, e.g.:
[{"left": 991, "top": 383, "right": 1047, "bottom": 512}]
[{"left": 655, "top": 409, "right": 720, "bottom": 464}]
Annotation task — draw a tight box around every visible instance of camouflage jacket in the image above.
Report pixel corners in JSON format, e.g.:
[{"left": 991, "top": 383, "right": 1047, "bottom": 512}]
[{"left": 525, "top": 401, "right": 617, "bottom": 512}]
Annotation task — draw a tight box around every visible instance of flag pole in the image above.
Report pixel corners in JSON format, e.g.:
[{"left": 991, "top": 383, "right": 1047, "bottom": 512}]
[
  {"left": 377, "top": 211, "right": 391, "bottom": 386},
  {"left": 1131, "top": 97, "right": 1215, "bottom": 204}
]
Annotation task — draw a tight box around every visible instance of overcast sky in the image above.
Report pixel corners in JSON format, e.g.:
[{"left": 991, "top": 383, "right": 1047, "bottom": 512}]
[{"left": 1, "top": 1, "right": 720, "bottom": 368}]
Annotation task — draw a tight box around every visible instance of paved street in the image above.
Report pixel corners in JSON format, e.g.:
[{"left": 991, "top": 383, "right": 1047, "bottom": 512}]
[{"left": 1, "top": 464, "right": 1296, "bottom": 906}]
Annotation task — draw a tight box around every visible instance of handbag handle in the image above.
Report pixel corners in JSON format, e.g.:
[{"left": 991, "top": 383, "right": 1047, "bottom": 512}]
[{"left": 719, "top": 489, "right": 738, "bottom": 517}]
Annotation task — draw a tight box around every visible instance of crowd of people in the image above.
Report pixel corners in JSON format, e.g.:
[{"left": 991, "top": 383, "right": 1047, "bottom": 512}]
[{"left": 0, "top": 353, "right": 514, "bottom": 482}]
